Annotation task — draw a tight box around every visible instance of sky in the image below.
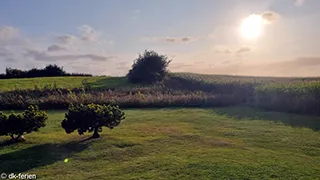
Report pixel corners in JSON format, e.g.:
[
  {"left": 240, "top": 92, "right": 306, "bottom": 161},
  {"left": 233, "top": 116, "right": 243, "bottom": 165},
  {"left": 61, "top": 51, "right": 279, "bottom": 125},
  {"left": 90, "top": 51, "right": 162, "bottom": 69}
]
[{"left": 1, "top": 0, "right": 320, "bottom": 77}]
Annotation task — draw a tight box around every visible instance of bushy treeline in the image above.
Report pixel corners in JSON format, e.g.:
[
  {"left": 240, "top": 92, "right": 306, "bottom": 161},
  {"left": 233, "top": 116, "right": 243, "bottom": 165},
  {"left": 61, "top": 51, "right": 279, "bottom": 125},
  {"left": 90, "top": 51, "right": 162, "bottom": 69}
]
[{"left": 0, "top": 64, "right": 92, "bottom": 79}]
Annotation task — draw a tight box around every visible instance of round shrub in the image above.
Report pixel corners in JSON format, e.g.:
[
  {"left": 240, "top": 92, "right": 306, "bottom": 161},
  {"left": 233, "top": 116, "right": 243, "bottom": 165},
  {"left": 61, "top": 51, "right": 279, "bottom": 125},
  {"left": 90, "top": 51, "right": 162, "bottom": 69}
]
[
  {"left": 0, "top": 105, "right": 47, "bottom": 141},
  {"left": 61, "top": 103, "right": 125, "bottom": 138}
]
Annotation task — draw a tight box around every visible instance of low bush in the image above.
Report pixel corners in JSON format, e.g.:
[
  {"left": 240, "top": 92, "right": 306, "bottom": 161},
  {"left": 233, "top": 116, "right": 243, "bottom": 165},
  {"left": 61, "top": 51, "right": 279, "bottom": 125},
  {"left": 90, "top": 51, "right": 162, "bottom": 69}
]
[
  {"left": 0, "top": 105, "right": 48, "bottom": 141},
  {"left": 61, "top": 103, "right": 125, "bottom": 138}
]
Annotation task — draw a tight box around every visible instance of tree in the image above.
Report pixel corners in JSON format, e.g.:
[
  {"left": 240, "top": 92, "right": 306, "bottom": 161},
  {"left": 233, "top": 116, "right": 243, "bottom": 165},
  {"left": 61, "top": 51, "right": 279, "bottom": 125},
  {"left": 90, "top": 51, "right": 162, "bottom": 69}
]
[
  {"left": 5, "top": 68, "right": 27, "bottom": 78},
  {"left": 44, "top": 64, "right": 66, "bottom": 76},
  {"left": 27, "top": 68, "right": 43, "bottom": 78},
  {"left": 127, "top": 50, "right": 171, "bottom": 84},
  {"left": 61, "top": 103, "right": 125, "bottom": 138},
  {"left": 0, "top": 105, "right": 48, "bottom": 141}
]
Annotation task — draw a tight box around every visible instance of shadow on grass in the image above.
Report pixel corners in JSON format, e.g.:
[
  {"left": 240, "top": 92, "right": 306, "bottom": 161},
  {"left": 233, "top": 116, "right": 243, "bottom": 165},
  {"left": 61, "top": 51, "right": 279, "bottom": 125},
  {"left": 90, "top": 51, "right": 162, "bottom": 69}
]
[
  {"left": 0, "top": 140, "right": 91, "bottom": 173},
  {"left": 213, "top": 107, "right": 320, "bottom": 131},
  {"left": 87, "top": 77, "right": 132, "bottom": 89},
  {"left": 0, "top": 140, "right": 19, "bottom": 149}
]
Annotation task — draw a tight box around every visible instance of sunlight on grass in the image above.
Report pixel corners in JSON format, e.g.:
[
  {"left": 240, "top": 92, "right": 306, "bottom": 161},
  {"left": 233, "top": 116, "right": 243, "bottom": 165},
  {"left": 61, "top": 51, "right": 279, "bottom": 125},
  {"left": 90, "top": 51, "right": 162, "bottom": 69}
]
[
  {"left": 0, "top": 76, "right": 133, "bottom": 91},
  {"left": 0, "top": 108, "right": 319, "bottom": 179}
]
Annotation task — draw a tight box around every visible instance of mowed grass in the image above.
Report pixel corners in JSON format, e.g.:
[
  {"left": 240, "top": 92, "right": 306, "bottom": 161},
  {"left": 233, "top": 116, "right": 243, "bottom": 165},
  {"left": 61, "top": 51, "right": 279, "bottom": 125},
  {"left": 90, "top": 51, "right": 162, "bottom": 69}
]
[
  {"left": 0, "top": 108, "right": 319, "bottom": 180},
  {"left": 0, "top": 76, "right": 132, "bottom": 91}
]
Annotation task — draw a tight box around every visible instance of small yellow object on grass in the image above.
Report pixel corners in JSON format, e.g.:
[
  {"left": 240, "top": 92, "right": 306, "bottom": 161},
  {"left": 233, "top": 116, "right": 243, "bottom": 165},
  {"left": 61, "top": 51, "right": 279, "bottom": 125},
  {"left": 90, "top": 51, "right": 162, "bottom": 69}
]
[{"left": 64, "top": 158, "right": 69, "bottom": 163}]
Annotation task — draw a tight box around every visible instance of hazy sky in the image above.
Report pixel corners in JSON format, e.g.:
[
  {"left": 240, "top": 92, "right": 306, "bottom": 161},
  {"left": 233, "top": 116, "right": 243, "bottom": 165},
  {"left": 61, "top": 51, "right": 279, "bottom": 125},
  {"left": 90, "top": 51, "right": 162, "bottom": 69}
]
[{"left": 1, "top": 0, "right": 320, "bottom": 76}]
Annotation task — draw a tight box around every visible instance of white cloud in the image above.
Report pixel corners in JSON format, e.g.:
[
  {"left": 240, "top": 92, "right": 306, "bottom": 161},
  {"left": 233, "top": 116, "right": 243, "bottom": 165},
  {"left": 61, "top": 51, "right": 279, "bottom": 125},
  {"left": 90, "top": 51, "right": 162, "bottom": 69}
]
[
  {"left": 47, "top": 44, "right": 67, "bottom": 52},
  {"left": 212, "top": 45, "right": 251, "bottom": 55},
  {"left": 213, "top": 45, "right": 233, "bottom": 54},
  {"left": 235, "top": 46, "right": 251, "bottom": 54},
  {"left": 0, "top": 25, "right": 117, "bottom": 70},
  {"left": 0, "top": 47, "right": 12, "bottom": 57},
  {"left": 294, "top": 0, "right": 305, "bottom": 6},
  {"left": 56, "top": 34, "right": 77, "bottom": 45},
  {"left": 141, "top": 36, "right": 202, "bottom": 43},
  {"left": 77, "top": 25, "right": 99, "bottom": 42},
  {"left": 261, "top": 11, "right": 280, "bottom": 24},
  {"left": 55, "top": 25, "right": 103, "bottom": 45},
  {"left": 0, "top": 26, "right": 19, "bottom": 42},
  {"left": 25, "top": 49, "right": 116, "bottom": 62},
  {"left": 0, "top": 26, "right": 30, "bottom": 47}
]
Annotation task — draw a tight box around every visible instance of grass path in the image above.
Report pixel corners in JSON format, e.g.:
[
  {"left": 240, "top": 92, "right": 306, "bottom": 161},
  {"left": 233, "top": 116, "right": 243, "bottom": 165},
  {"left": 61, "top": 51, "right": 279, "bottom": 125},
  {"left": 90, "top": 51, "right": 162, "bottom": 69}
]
[{"left": 0, "top": 107, "right": 319, "bottom": 180}]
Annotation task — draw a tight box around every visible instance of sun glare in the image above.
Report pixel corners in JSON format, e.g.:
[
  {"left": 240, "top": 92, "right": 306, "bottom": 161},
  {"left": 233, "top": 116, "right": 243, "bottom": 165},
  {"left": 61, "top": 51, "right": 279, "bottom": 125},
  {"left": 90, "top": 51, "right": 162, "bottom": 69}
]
[{"left": 241, "top": 14, "right": 265, "bottom": 39}]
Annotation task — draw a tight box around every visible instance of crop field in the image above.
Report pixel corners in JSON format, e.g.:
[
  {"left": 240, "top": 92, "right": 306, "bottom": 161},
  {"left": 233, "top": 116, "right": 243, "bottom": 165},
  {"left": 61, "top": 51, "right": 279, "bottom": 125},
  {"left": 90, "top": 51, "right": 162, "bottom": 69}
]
[
  {"left": 171, "top": 73, "right": 320, "bottom": 84},
  {"left": 0, "top": 108, "right": 319, "bottom": 180}
]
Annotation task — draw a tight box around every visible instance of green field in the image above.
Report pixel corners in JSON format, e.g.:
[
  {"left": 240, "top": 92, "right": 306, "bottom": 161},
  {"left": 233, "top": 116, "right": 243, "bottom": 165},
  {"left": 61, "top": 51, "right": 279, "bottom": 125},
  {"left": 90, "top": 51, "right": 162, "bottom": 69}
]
[
  {"left": 0, "top": 108, "right": 319, "bottom": 180},
  {"left": 2, "top": 73, "right": 320, "bottom": 92},
  {"left": 0, "top": 76, "right": 132, "bottom": 91},
  {"left": 1, "top": 73, "right": 320, "bottom": 92}
]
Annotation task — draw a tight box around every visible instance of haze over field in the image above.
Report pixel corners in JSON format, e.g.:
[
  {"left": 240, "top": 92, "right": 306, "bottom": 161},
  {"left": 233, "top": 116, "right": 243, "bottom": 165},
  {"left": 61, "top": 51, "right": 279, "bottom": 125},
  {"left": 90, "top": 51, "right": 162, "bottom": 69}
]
[{"left": 1, "top": 0, "right": 320, "bottom": 77}]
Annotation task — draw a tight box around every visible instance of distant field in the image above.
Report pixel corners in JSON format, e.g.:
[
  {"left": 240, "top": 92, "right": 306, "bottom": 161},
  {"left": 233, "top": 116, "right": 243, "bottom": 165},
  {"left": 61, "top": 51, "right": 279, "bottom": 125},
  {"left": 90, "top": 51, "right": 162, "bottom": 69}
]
[
  {"left": 0, "top": 76, "right": 132, "bottom": 91},
  {"left": 172, "top": 72, "right": 320, "bottom": 84},
  {"left": 0, "top": 108, "right": 319, "bottom": 179},
  {"left": 1, "top": 73, "right": 320, "bottom": 92}
]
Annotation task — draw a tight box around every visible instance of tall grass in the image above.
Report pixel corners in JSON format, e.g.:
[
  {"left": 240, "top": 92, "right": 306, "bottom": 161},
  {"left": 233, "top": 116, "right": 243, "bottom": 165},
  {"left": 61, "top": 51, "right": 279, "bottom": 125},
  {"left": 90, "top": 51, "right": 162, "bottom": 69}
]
[
  {"left": 0, "top": 73, "right": 320, "bottom": 115},
  {"left": 254, "top": 82, "right": 320, "bottom": 115},
  {"left": 0, "top": 87, "right": 244, "bottom": 110}
]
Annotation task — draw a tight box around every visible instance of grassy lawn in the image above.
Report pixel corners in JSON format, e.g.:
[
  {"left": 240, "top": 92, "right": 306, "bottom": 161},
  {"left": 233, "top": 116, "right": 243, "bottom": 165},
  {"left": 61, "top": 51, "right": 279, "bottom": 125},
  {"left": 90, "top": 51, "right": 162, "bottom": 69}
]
[
  {"left": 0, "top": 107, "right": 319, "bottom": 180},
  {"left": 0, "top": 76, "right": 132, "bottom": 91}
]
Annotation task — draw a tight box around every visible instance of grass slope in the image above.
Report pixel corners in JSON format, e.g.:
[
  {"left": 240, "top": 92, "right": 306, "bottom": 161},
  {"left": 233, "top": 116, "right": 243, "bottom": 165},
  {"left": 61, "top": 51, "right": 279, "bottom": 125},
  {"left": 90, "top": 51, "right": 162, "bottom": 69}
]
[
  {"left": 0, "top": 76, "right": 132, "bottom": 91},
  {"left": 0, "top": 108, "right": 319, "bottom": 180}
]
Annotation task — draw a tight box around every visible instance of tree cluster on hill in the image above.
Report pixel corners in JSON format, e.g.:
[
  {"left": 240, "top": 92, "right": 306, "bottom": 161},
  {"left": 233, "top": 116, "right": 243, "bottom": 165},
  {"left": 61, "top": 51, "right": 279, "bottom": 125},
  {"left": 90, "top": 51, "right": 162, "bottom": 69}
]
[{"left": 0, "top": 64, "right": 92, "bottom": 79}]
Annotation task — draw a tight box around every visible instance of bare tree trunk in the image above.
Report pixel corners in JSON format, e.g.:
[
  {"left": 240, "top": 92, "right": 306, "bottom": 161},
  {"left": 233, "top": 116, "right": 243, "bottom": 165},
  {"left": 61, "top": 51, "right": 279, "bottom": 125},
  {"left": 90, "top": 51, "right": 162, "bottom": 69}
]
[
  {"left": 10, "top": 134, "right": 14, "bottom": 140},
  {"left": 16, "top": 134, "right": 25, "bottom": 141},
  {"left": 92, "top": 129, "right": 100, "bottom": 138},
  {"left": 9, "top": 134, "right": 25, "bottom": 142}
]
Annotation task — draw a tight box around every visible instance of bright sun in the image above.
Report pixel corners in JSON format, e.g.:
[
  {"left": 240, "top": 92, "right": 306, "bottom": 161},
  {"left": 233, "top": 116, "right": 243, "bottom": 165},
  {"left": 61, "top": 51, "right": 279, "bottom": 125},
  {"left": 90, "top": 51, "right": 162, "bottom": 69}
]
[{"left": 241, "top": 14, "right": 265, "bottom": 39}]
